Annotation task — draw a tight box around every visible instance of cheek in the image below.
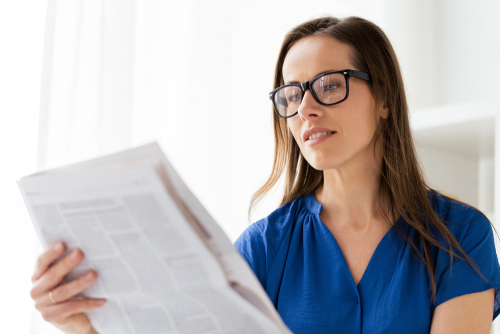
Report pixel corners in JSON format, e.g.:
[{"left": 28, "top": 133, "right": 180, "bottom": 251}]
[
  {"left": 342, "top": 97, "right": 378, "bottom": 142},
  {"left": 287, "top": 120, "right": 302, "bottom": 145},
  {"left": 339, "top": 117, "right": 376, "bottom": 154}
]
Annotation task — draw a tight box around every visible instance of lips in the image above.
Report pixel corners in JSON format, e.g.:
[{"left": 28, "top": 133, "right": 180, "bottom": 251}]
[
  {"left": 305, "top": 132, "right": 335, "bottom": 146},
  {"left": 303, "top": 127, "right": 336, "bottom": 142}
]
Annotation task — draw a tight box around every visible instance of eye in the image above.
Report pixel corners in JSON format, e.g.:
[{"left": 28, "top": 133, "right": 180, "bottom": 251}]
[
  {"left": 287, "top": 93, "right": 301, "bottom": 102},
  {"left": 322, "top": 83, "right": 339, "bottom": 92},
  {"left": 315, "top": 74, "right": 345, "bottom": 95}
]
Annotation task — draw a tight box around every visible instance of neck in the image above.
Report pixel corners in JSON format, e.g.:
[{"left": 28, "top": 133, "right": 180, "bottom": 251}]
[{"left": 314, "top": 142, "right": 395, "bottom": 232}]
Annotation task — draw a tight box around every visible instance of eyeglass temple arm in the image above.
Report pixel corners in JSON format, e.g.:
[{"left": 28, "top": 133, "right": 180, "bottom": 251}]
[{"left": 349, "top": 70, "right": 371, "bottom": 82}]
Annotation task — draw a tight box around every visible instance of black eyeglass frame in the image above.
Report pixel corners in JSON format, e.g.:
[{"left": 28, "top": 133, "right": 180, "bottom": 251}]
[{"left": 269, "top": 69, "right": 372, "bottom": 119}]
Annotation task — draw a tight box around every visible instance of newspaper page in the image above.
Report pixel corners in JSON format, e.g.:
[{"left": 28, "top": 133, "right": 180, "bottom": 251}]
[
  {"left": 25, "top": 142, "right": 291, "bottom": 330},
  {"left": 18, "top": 147, "right": 292, "bottom": 334}
]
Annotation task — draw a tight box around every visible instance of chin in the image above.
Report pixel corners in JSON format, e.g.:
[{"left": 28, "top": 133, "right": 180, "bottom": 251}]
[
  {"left": 303, "top": 156, "right": 337, "bottom": 171},
  {"left": 303, "top": 146, "right": 352, "bottom": 170}
]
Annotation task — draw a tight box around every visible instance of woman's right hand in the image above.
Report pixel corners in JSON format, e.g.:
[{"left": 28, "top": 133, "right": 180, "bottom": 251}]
[{"left": 30, "top": 242, "right": 106, "bottom": 334}]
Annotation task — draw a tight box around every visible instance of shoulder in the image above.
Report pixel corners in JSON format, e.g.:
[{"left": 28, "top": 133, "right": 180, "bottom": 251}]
[
  {"left": 427, "top": 189, "right": 484, "bottom": 221},
  {"left": 426, "top": 189, "right": 493, "bottom": 244},
  {"left": 233, "top": 195, "right": 308, "bottom": 288},
  {"left": 427, "top": 190, "right": 500, "bottom": 316}
]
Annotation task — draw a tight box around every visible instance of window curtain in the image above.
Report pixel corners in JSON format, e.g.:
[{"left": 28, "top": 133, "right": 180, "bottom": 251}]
[{"left": 29, "top": 1, "right": 364, "bottom": 332}]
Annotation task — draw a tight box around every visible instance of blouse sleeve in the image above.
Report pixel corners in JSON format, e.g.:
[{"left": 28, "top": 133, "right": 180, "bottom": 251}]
[
  {"left": 434, "top": 211, "right": 500, "bottom": 320},
  {"left": 233, "top": 219, "right": 268, "bottom": 289}
]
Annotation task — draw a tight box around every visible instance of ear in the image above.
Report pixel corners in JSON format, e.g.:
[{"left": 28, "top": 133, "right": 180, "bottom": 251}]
[{"left": 379, "top": 102, "right": 390, "bottom": 120}]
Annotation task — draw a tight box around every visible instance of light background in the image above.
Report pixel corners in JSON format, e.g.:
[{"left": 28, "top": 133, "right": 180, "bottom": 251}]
[{"left": 1, "top": 0, "right": 499, "bottom": 333}]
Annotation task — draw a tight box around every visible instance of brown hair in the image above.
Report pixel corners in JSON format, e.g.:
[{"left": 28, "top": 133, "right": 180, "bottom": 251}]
[{"left": 248, "top": 16, "right": 498, "bottom": 305}]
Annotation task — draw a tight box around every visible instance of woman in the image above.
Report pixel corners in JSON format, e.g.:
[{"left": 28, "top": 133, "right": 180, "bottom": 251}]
[
  {"left": 30, "top": 16, "right": 500, "bottom": 334},
  {"left": 234, "top": 16, "right": 500, "bottom": 333}
]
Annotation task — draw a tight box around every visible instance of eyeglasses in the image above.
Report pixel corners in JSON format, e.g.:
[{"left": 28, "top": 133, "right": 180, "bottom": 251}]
[{"left": 269, "top": 69, "right": 371, "bottom": 118}]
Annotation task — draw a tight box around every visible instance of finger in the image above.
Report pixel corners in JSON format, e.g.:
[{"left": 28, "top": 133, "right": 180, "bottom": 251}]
[
  {"left": 31, "top": 249, "right": 83, "bottom": 300},
  {"left": 35, "top": 270, "right": 97, "bottom": 308},
  {"left": 40, "top": 299, "right": 106, "bottom": 324},
  {"left": 32, "top": 242, "right": 66, "bottom": 282}
]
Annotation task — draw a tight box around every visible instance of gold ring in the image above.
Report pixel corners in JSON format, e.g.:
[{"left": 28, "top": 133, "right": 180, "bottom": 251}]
[{"left": 48, "top": 290, "right": 58, "bottom": 304}]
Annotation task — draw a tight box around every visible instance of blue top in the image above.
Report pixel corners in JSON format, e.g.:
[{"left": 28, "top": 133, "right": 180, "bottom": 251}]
[{"left": 234, "top": 191, "right": 500, "bottom": 333}]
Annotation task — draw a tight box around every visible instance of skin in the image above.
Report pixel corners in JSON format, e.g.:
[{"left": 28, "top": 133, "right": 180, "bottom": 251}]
[
  {"left": 30, "top": 242, "right": 103, "bottom": 334},
  {"left": 282, "top": 34, "right": 494, "bottom": 333}
]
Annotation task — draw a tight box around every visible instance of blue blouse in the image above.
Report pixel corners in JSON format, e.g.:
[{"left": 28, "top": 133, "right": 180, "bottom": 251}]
[{"left": 234, "top": 191, "right": 500, "bottom": 333}]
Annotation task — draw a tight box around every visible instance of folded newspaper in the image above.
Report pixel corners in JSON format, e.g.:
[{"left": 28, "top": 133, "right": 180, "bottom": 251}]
[{"left": 18, "top": 142, "right": 292, "bottom": 334}]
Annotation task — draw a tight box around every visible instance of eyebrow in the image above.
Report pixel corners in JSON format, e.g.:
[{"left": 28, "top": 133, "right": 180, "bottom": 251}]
[{"left": 284, "top": 70, "right": 339, "bottom": 85}]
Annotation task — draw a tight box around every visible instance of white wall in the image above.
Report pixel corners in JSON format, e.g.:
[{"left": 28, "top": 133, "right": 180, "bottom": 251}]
[
  {"left": 436, "top": 0, "right": 500, "bottom": 106},
  {"left": 417, "top": 144, "right": 479, "bottom": 207}
]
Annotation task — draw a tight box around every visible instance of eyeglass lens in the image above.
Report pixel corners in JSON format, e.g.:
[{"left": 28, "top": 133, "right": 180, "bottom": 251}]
[{"left": 273, "top": 72, "right": 347, "bottom": 117}]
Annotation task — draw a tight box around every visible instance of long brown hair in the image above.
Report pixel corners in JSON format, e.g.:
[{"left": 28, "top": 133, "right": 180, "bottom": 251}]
[{"left": 248, "top": 16, "right": 498, "bottom": 305}]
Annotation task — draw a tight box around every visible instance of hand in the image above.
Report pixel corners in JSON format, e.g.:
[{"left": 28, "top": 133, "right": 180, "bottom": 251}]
[{"left": 30, "top": 242, "right": 105, "bottom": 334}]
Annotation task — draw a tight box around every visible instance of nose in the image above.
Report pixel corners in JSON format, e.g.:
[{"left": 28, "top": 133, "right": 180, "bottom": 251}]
[{"left": 297, "top": 89, "right": 324, "bottom": 121}]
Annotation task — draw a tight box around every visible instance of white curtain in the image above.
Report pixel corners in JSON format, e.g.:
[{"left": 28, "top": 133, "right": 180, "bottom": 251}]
[
  {"left": 36, "top": 0, "right": 369, "bottom": 240},
  {"left": 30, "top": 0, "right": 366, "bottom": 333},
  {"left": 0, "top": 1, "right": 47, "bottom": 333}
]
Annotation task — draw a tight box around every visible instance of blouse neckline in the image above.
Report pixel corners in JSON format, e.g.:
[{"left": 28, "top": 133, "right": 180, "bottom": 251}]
[
  {"left": 303, "top": 191, "right": 322, "bottom": 215},
  {"left": 302, "top": 191, "right": 404, "bottom": 230}
]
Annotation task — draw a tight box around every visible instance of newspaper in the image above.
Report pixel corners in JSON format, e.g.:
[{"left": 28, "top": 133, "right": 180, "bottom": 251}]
[{"left": 18, "top": 142, "right": 292, "bottom": 334}]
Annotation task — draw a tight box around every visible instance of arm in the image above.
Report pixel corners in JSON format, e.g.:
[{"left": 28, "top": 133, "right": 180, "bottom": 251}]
[{"left": 430, "top": 288, "right": 494, "bottom": 334}]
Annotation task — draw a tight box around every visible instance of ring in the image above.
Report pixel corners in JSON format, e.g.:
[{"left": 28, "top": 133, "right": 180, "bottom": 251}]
[{"left": 48, "top": 290, "right": 58, "bottom": 304}]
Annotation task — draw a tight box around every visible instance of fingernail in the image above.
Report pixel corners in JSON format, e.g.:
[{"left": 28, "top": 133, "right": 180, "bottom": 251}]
[
  {"left": 71, "top": 250, "right": 79, "bottom": 261},
  {"left": 85, "top": 272, "right": 94, "bottom": 281},
  {"left": 53, "top": 243, "right": 63, "bottom": 252},
  {"left": 96, "top": 299, "right": 106, "bottom": 305}
]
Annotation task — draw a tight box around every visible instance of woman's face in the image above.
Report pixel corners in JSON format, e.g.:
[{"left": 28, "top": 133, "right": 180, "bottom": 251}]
[{"left": 282, "top": 35, "right": 388, "bottom": 172}]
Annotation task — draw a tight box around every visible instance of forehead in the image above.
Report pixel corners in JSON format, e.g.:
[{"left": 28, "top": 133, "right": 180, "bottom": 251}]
[{"left": 282, "top": 35, "right": 354, "bottom": 84}]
